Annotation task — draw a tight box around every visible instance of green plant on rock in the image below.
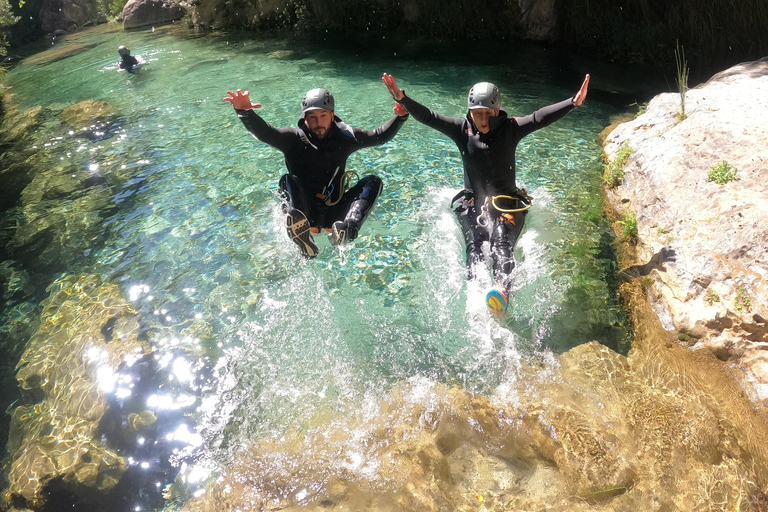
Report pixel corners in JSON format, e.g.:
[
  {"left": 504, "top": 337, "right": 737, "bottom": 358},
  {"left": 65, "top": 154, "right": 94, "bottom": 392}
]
[
  {"left": 604, "top": 144, "right": 633, "bottom": 188},
  {"left": 674, "top": 41, "right": 689, "bottom": 122},
  {"left": 617, "top": 210, "right": 638, "bottom": 243},
  {"left": 734, "top": 285, "right": 751, "bottom": 313},
  {"left": 707, "top": 161, "right": 738, "bottom": 185},
  {"left": 704, "top": 288, "right": 720, "bottom": 306}
]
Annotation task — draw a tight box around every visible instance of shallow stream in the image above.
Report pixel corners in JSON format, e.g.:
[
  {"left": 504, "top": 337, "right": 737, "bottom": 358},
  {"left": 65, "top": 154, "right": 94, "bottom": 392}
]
[{"left": 4, "top": 23, "right": 752, "bottom": 512}]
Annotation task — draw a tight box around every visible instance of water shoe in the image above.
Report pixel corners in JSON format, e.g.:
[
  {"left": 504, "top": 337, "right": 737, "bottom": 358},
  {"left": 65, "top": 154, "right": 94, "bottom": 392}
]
[{"left": 286, "top": 209, "right": 318, "bottom": 258}]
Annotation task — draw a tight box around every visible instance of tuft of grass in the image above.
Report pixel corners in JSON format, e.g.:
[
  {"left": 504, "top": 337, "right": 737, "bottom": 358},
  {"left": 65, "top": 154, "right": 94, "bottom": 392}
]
[
  {"left": 617, "top": 211, "right": 638, "bottom": 244},
  {"left": 707, "top": 161, "right": 738, "bottom": 185},
  {"left": 631, "top": 101, "right": 648, "bottom": 118},
  {"left": 734, "top": 285, "right": 751, "bottom": 313},
  {"left": 604, "top": 144, "right": 633, "bottom": 188},
  {"left": 704, "top": 288, "right": 720, "bottom": 306},
  {"left": 674, "top": 41, "right": 689, "bottom": 122}
]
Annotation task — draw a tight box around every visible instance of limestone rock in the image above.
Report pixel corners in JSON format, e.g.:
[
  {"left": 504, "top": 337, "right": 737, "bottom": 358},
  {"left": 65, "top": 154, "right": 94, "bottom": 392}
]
[
  {"left": 5, "top": 274, "right": 150, "bottom": 506},
  {"left": 122, "top": 0, "right": 188, "bottom": 30},
  {"left": 519, "top": 0, "right": 558, "bottom": 40},
  {"left": 39, "top": 0, "right": 105, "bottom": 33},
  {"left": 604, "top": 57, "right": 768, "bottom": 406}
]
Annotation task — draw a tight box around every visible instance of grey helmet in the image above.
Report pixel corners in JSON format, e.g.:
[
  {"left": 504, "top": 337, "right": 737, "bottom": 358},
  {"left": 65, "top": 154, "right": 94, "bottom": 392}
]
[
  {"left": 118, "top": 45, "right": 130, "bottom": 56},
  {"left": 468, "top": 82, "right": 500, "bottom": 110},
  {"left": 302, "top": 88, "right": 335, "bottom": 113}
]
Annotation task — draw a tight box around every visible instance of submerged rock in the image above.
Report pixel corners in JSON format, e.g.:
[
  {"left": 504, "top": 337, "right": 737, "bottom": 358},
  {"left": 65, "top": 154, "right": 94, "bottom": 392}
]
[
  {"left": 5, "top": 274, "right": 151, "bottom": 507},
  {"left": 180, "top": 340, "right": 768, "bottom": 511},
  {"left": 604, "top": 57, "right": 768, "bottom": 407}
]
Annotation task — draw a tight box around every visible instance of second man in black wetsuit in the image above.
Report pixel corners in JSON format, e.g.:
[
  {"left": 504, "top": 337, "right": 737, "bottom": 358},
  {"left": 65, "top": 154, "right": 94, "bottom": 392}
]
[
  {"left": 383, "top": 73, "right": 589, "bottom": 311},
  {"left": 224, "top": 87, "right": 408, "bottom": 258}
]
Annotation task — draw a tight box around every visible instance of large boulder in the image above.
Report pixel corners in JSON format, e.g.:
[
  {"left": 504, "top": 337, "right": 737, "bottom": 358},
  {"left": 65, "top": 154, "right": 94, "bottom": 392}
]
[
  {"left": 39, "top": 0, "right": 105, "bottom": 34},
  {"left": 122, "top": 0, "right": 188, "bottom": 29},
  {"left": 603, "top": 57, "right": 768, "bottom": 407}
]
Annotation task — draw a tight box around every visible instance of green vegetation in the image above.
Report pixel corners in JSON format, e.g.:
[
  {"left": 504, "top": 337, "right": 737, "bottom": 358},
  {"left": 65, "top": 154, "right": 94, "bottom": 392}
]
[
  {"left": 677, "top": 332, "right": 694, "bottom": 343},
  {"left": 674, "top": 41, "right": 689, "bottom": 122},
  {"left": 0, "top": 0, "right": 19, "bottom": 60},
  {"left": 632, "top": 101, "right": 648, "bottom": 118},
  {"left": 617, "top": 211, "right": 638, "bottom": 243},
  {"left": 734, "top": 285, "right": 751, "bottom": 313},
  {"left": 707, "top": 161, "right": 738, "bottom": 185},
  {"left": 641, "top": 276, "right": 653, "bottom": 289},
  {"left": 704, "top": 288, "right": 720, "bottom": 306},
  {"left": 604, "top": 144, "right": 633, "bottom": 188},
  {"left": 100, "top": 0, "right": 129, "bottom": 17}
]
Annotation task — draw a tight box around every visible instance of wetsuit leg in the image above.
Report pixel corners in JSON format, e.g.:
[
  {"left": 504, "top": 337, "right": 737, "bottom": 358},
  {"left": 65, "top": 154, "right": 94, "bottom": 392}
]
[
  {"left": 279, "top": 174, "right": 318, "bottom": 258},
  {"left": 330, "top": 175, "right": 382, "bottom": 244},
  {"left": 452, "top": 191, "right": 488, "bottom": 280},
  {"left": 278, "top": 174, "right": 311, "bottom": 215},
  {"left": 490, "top": 209, "right": 527, "bottom": 289}
]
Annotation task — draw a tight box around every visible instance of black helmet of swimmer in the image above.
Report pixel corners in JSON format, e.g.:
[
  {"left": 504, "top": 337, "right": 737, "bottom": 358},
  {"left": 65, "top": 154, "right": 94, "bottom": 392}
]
[
  {"left": 468, "top": 82, "right": 500, "bottom": 110},
  {"left": 118, "top": 45, "right": 131, "bottom": 56},
  {"left": 302, "top": 88, "right": 335, "bottom": 113}
]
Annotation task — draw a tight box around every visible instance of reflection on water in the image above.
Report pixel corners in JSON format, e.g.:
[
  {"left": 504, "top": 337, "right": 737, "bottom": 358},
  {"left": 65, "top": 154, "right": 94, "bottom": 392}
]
[{"left": 2, "top": 23, "right": 752, "bottom": 512}]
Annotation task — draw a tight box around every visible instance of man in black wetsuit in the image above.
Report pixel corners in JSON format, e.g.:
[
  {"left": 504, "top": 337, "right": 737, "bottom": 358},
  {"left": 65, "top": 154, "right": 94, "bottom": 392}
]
[
  {"left": 224, "top": 87, "right": 408, "bottom": 258},
  {"left": 383, "top": 73, "right": 589, "bottom": 311},
  {"left": 117, "top": 46, "right": 139, "bottom": 70}
]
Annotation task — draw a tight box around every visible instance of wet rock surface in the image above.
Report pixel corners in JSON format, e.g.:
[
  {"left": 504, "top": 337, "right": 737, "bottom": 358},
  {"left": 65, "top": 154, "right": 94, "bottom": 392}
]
[
  {"left": 5, "top": 274, "right": 150, "bottom": 508},
  {"left": 603, "top": 57, "right": 768, "bottom": 408},
  {"left": 122, "top": 0, "right": 188, "bottom": 30},
  {"left": 179, "top": 341, "right": 768, "bottom": 511}
]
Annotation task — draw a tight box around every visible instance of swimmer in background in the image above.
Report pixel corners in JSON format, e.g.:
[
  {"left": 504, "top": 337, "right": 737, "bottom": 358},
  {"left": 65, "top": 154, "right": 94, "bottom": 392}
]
[{"left": 118, "top": 46, "right": 139, "bottom": 71}]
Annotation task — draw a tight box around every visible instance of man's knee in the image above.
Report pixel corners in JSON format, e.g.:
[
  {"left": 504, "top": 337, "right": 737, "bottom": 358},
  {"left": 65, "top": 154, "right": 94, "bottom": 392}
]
[{"left": 357, "top": 175, "right": 382, "bottom": 202}]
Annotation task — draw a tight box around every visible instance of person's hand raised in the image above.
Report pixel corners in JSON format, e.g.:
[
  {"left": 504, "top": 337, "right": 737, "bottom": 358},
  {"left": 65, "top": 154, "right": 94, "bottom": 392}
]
[
  {"left": 573, "top": 74, "right": 590, "bottom": 107},
  {"left": 223, "top": 89, "right": 263, "bottom": 110},
  {"left": 382, "top": 73, "right": 405, "bottom": 101}
]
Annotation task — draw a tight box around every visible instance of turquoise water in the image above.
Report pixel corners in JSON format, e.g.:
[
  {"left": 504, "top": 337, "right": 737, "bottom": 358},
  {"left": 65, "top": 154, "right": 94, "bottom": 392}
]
[{"left": 1, "top": 23, "right": 652, "bottom": 511}]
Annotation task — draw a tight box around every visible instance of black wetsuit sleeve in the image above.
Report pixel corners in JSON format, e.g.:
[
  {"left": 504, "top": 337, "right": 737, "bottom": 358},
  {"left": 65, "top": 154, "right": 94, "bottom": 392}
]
[
  {"left": 513, "top": 98, "right": 575, "bottom": 138},
  {"left": 398, "top": 94, "right": 465, "bottom": 143},
  {"left": 235, "top": 108, "right": 297, "bottom": 151},
  {"left": 350, "top": 114, "right": 408, "bottom": 151}
]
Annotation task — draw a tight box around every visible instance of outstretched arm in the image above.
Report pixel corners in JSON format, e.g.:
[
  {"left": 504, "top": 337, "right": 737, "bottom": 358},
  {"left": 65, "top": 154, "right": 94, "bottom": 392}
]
[
  {"left": 224, "top": 89, "right": 299, "bottom": 150},
  {"left": 382, "top": 72, "right": 465, "bottom": 142},
  {"left": 223, "top": 89, "right": 263, "bottom": 110},
  {"left": 573, "top": 74, "right": 590, "bottom": 106}
]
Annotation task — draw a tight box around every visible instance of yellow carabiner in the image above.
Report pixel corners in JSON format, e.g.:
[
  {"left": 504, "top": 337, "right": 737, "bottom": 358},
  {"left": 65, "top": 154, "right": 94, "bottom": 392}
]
[{"left": 491, "top": 194, "right": 532, "bottom": 213}]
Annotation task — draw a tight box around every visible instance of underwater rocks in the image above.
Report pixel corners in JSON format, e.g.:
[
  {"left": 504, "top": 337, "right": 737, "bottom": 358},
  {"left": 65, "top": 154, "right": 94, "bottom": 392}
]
[
  {"left": 60, "top": 98, "right": 122, "bottom": 141},
  {"left": 4, "top": 274, "right": 151, "bottom": 509},
  {"left": 604, "top": 57, "right": 768, "bottom": 408},
  {"left": 180, "top": 341, "right": 768, "bottom": 511}
]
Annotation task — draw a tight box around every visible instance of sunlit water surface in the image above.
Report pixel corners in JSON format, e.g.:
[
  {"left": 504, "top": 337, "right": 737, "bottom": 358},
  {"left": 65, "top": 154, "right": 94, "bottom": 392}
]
[{"left": 0, "top": 23, "right": 654, "bottom": 511}]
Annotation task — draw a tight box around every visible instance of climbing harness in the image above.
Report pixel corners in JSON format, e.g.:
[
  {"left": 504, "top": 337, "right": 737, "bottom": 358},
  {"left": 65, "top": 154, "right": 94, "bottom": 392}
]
[
  {"left": 323, "top": 170, "right": 359, "bottom": 206},
  {"left": 477, "top": 190, "right": 533, "bottom": 228},
  {"left": 315, "top": 167, "right": 360, "bottom": 206}
]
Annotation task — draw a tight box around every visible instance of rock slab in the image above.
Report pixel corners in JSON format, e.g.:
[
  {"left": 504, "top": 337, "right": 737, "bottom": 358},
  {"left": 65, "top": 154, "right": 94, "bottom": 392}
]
[{"left": 604, "top": 57, "right": 768, "bottom": 406}]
